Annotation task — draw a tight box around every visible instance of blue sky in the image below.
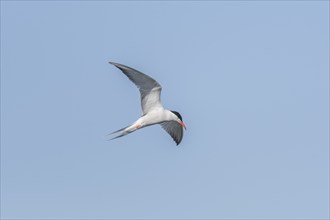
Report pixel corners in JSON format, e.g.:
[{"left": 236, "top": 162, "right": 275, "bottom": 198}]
[{"left": 1, "top": 1, "right": 329, "bottom": 219}]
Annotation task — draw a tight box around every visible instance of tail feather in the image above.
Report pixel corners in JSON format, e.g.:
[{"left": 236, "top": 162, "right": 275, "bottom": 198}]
[
  {"left": 110, "top": 132, "right": 128, "bottom": 140},
  {"left": 107, "top": 123, "right": 140, "bottom": 141},
  {"left": 109, "top": 125, "right": 130, "bottom": 135},
  {"left": 107, "top": 125, "right": 131, "bottom": 141}
]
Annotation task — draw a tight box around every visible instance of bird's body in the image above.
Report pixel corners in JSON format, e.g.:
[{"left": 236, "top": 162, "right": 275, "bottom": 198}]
[{"left": 109, "top": 62, "right": 186, "bottom": 145}]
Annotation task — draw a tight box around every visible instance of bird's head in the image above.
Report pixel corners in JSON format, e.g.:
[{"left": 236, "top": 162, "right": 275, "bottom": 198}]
[{"left": 170, "top": 110, "right": 186, "bottom": 130}]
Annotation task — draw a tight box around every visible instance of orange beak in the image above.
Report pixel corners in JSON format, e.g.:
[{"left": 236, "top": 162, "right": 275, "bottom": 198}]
[{"left": 180, "top": 120, "right": 186, "bottom": 130}]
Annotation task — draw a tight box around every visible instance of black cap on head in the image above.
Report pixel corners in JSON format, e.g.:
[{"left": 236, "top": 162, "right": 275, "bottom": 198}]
[{"left": 170, "top": 110, "right": 183, "bottom": 121}]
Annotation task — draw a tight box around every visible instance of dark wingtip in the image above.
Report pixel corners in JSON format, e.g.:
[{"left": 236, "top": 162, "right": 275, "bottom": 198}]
[
  {"left": 109, "top": 61, "right": 126, "bottom": 72},
  {"left": 108, "top": 61, "right": 127, "bottom": 71}
]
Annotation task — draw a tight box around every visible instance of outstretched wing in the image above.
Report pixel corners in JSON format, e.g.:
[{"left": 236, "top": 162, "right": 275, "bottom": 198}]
[
  {"left": 109, "top": 62, "right": 163, "bottom": 115},
  {"left": 160, "top": 121, "right": 183, "bottom": 145}
]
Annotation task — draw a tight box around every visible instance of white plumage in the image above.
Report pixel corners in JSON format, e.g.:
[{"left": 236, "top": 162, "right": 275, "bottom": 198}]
[{"left": 109, "top": 62, "right": 186, "bottom": 145}]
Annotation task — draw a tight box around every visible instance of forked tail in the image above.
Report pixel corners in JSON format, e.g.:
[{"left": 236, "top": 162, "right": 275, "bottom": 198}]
[
  {"left": 108, "top": 125, "right": 130, "bottom": 140},
  {"left": 108, "top": 123, "right": 140, "bottom": 140}
]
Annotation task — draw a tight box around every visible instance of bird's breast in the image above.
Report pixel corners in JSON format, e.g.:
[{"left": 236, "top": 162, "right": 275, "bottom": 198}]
[{"left": 140, "top": 109, "right": 169, "bottom": 127}]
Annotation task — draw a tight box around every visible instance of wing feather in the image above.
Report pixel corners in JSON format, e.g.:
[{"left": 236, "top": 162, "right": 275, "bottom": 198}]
[
  {"left": 160, "top": 121, "right": 183, "bottom": 145},
  {"left": 109, "top": 62, "right": 163, "bottom": 114}
]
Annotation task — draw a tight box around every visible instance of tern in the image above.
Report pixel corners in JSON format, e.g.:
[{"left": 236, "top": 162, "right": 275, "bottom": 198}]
[{"left": 109, "top": 62, "right": 186, "bottom": 145}]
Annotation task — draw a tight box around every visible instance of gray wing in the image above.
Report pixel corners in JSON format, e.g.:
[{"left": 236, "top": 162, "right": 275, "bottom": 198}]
[
  {"left": 161, "top": 121, "right": 183, "bottom": 145},
  {"left": 109, "top": 62, "right": 163, "bottom": 114}
]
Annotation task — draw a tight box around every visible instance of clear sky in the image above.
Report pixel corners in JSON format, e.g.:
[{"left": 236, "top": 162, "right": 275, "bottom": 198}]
[{"left": 1, "top": 1, "right": 329, "bottom": 219}]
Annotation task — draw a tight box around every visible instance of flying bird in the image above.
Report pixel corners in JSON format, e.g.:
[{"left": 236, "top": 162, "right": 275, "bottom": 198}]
[{"left": 109, "top": 62, "right": 186, "bottom": 145}]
